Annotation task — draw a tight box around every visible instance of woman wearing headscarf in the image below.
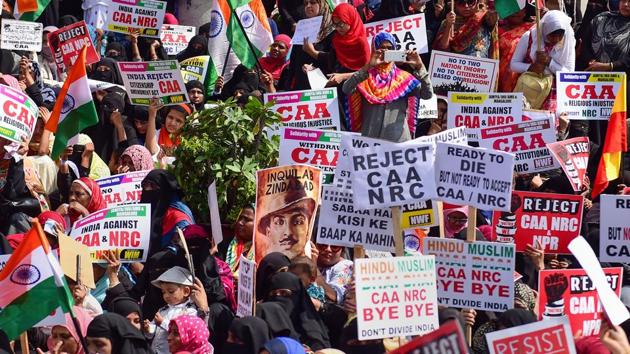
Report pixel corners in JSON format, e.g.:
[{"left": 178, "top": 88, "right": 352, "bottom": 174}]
[
  {"left": 472, "top": 309, "right": 537, "bottom": 353},
  {"left": 498, "top": 8, "right": 535, "bottom": 92},
  {"left": 83, "top": 88, "right": 127, "bottom": 165},
  {"left": 215, "top": 64, "right": 267, "bottom": 101},
  {"left": 176, "top": 35, "right": 209, "bottom": 62},
  {"left": 277, "top": 0, "right": 306, "bottom": 35},
  {"left": 140, "top": 169, "right": 194, "bottom": 255},
  {"left": 443, "top": 205, "right": 469, "bottom": 238},
  {"left": 108, "top": 297, "right": 143, "bottom": 330},
  {"left": 56, "top": 177, "right": 107, "bottom": 230},
  {"left": 264, "top": 272, "right": 331, "bottom": 350},
  {"left": 137, "top": 37, "right": 169, "bottom": 61},
  {"left": 42, "top": 306, "right": 93, "bottom": 354},
  {"left": 342, "top": 31, "right": 433, "bottom": 141},
  {"left": 256, "top": 252, "right": 291, "bottom": 301},
  {"left": 117, "top": 145, "right": 154, "bottom": 173},
  {"left": 279, "top": 0, "right": 334, "bottom": 91},
  {"left": 105, "top": 41, "right": 128, "bottom": 62},
  {"left": 223, "top": 317, "right": 271, "bottom": 354},
  {"left": 510, "top": 10, "right": 575, "bottom": 109},
  {"left": 259, "top": 34, "right": 292, "bottom": 84},
  {"left": 86, "top": 313, "right": 151, "bottom": 354},
  {"left": 255, "top": 302, "right": 300, "bottom": 340},
  {"left": 186, "top": 80, "right": 207, "bottom": 112},
  {"left": 433, "top": 0, "right": 498, "bottom": 58},
  {"left": 261, "top": 337, "right": 306, "bottom": 354},
  {"left": 168, "top": 315, "right": 213, "bottom": 354},
  {"left": 89, "top": 58, "right": 124, "bottom": 85},
  {"left": 218, "top": 205, "right": 255, "bottom": 277}
]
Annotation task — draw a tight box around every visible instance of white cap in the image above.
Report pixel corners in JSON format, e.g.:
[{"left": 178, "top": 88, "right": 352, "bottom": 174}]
[{"left": 151, "top": 266, "right": 194, "bottom": 288}]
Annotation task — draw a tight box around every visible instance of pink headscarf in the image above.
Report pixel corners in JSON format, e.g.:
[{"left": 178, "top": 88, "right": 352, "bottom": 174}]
[
  {"left": 121, "top": 145, "right": 154, "bottom": 171},
  {"left": 164, "top": 13, "right": 179, "bottom": 25},
  {"left": 443, "top": 205, "right": 469, "bottom": 238},
  {"left": 47, "top": 306, "right": 94, "bottom": 354},
  {"left": 170, "top": 315, "right": 213, "bottom": 354}
]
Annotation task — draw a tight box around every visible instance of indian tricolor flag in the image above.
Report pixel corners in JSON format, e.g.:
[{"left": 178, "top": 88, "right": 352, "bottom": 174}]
[
  {"left": 207, "top": 0, "right": 241, "bottom": 87},
  {"left": 14, "top": 0, "right": 52, "bottom": 21},
  {"left": 0, "top": 222, "right": 74, "bottom": 340},
  {"left": 592, "top": 76, "right": 627, "bottom": 198},
  {"left": 495, "top": 0, "right": 542, "bottom": 19},
  {"left": 45, "top": 46, "right": 98, "bottom": 160},
  {"left": 227, "top": 0, "right": 273, "bottom": 69}
]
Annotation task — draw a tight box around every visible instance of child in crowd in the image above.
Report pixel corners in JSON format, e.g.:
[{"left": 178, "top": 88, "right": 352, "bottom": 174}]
[{"left": 289, "top": 256, "right": 326, "bottom": 310}]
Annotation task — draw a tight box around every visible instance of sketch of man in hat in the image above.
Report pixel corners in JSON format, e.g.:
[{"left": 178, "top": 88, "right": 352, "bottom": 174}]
[{"left": 257, "top": 176, "right": 317, "bottom": 259}]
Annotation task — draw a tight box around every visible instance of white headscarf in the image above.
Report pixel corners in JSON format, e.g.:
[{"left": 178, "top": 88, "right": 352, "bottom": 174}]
[{"left": 527, "top": 10, "right": 576, "bottom": 72}]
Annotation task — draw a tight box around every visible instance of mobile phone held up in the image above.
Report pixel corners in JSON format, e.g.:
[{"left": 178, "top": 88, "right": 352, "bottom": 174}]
[{"left": 383, "top": 50, "right": 407, "bottom": 63}]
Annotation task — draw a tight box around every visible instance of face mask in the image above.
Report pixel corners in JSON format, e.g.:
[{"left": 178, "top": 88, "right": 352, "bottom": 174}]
[
  {"left": 221, "top": 342, "right": 249, "bottom": 354},
  {"left": 140, "top": 189, "right": 161, "bottom": 206}
]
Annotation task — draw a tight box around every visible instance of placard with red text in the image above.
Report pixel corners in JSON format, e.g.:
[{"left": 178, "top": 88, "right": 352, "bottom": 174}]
[
  {"left": 556, "top": 72, "right": 625, "bottom": 120},
  {"left": 547, "top": 137, "right": 590, "bottom": 192},
  {"left": 364, "top": 14, "right": 428, "bottom": 54},
  {"left": 486, "top": 316, "right": 576, "bottom": 354},
  {"left": 96, "top": 170, "right": 150, "bottom": 206},
  {"left": 264, "top": 88, "right": 341, "bottom": 133},
  {"left": 390, "top": 320, "right": 468, "bottom": 354}
]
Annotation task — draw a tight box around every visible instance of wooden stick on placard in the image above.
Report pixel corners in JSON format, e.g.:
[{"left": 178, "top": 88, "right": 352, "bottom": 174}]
[
  {"left": 176, "top": 227, "right": 196, "bottom": 280},
  {"left": 465, "top": 206, "right": 477, "bottom": 346},
  {"left": 437, "top": 201, "right": 445, "bottom": 238},
  {"left": 19, "top": 332, "right": 29, "bottom": 354},
  {"left": 392, "top": 207, "right": 404, "bottom": 256}
]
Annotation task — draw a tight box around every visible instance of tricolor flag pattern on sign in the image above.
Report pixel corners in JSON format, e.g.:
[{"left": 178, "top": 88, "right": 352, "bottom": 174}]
[
  {"left": 0, "top": 222, "right": 74, "bottom": 340},
  {"left": 227, "top": 0, "right": 274, "bottom": 69},
  {"left": 44, "top": 46, "right": 99, "bottom": 160},
  {"left": 208, "top": 0, "right": 241, "bottom": 86},
  {"left": 14, "top": 0, "right": 51, "bottom": 21}
]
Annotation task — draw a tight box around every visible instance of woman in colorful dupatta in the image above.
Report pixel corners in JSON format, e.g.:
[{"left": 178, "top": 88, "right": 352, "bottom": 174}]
[
  {"left": 342, "top": 32, "right": 433, "bottom": 142},
  {"left": 498, "top": 8, "right": 535, "bottom": 92},
  {"left": 433, "top": 0, "right": 498, "bottom": 58},
  {"left": 218, "top": 205, "right": 255, "bottom": 278}
]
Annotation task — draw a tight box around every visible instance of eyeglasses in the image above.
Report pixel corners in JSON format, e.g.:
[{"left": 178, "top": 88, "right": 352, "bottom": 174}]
[
  {"left": 332, "top": 20, "right": 347, "bottom": 29},
  {"left": 456, "top": 0, "right": 478, "bottom": 6},
  {"left": 316, "top": 244, "right": 342, "bottom": 252}
]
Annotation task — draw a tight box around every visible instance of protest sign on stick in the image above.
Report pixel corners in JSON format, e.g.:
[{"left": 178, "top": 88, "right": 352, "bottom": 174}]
[
  {"left": 0, "top": 84, "right": 39, "bottom": 143},
  {"left": 355, "top": 256, "right": 439, "bottom": 340},
  {"left": 96, "top": 171, "right": 149, "bottom": 206},
  {"left": 486, "top": 316, "right": 576, "bottom": 354},
  {"left": 492, "top": 191, "right": 584, "bottom": 253},
  {"left": 180, "top": 56, "right": 210, "bottom": 83},
  {"left": 48, "top": 21, "right": 100, "bottom": 73},
  {"left": 118, "top": 61, "right": 189, "bottom": 105},
  {"left": 264, "top": 88, "right": 341, "bottom": 132},
  {"left": 547, "top": 137, "right": 590, "bottom": 192},
  {"left": 556, "top": 72, "right": 626, "bottom": 120},
  {"left": 364, "top": 14, "right": 428, "bottom": 53},
  {"left": 69, "top": 204, "right": 152, "bottom": 263},
  {"left": 428, "top": 51, "right": 499, "bottom": 95},
  {"left": 106, "top": 0, "right": 166, "bottom": 37},
  {"left": 207, "top": 182, "right": 224, "bottom": 246},
  {"left": 599, "top": 195, "right": 630, "bottom": 263},
  {"left": 401, "top": 200, "right": 439, "bottom": 229},
  {"left": 389, "top": 320, "right": 468, "bottom": 354},
  {"left": 161, "top": 25, "right": 196, "bottom": 55},
  {"left": 0, "top": 19, "right": 42, "bottom": 51},
  {"left": 236, "top": 256, "right": 256, "bottom": 317}
]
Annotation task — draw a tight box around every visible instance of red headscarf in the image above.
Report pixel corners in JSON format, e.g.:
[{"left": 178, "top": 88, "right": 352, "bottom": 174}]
[
  {"left": 70, "top": 178, "right": 108, "bottom": 224},
  {"left": 332, "top": 3, "right": 370, "bottom": 71},
  {"left": 259, "top": 34, "right": 292, "bottom": 81}
]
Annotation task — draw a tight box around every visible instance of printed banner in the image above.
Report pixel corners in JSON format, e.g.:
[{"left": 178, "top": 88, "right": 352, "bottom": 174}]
[
  {"left": 415, "top": 95, "right": 438, "bottom": 120},
  {"left": 423, "top": 238, "right": 515, "bottom": 312},
  {"left": 180, "top": 55, "right": 210, "bottom": 83},
  {"left": 556, "top": 72, "right": 625, "bottom": 120},
  {"left": 428, "top": 51, "right": 499, "bottom": 95},
  {"left": 278, "top": 127, "right": 344, "bottom": 184},
  {"left": 96, "top": 171, "right": 150, "bottom": 206},
  {"left": 479, "top": 117, "right": 559, "bottom": 174},
  {"left": 390, "top": 320, "right": 468, "bottom": 354},
  {"left": 118, "top": 61, "right": 189, "bottom": 105},
  {"left": 401, "top": 200, "right": 439, "bottom": 229},
  {"left": 236, "top": 255, "right": 255, "bottom": 317},
  {"left": 492, "top": 191, "right": 584, "bottom": 254},
  {"left": 48, "top": 21, "right": 100, "bottom": 73},
  {"left": 264, "top": 88, "right": 341, "bottom": 131},
  {"left": 435, "top": 143, "right": 514, "bottom": 211},
  {"left": 355, "top": 256, "right": 439, "bottom": 340},
  {"left": 486, "top": 316, "right": 576, "bottom": 354},
  {"left": 160, "top": 24, "right": 196, "bottom": 55},
  {"left": 105, "top": 0, "right": 166, "bottom": 37},
  {"left": 538, "top": 267, "right": 622, "bottom": 336},
  {"left": 547, "top": 137, "right": 590, "bottom": 192},
  {"left": 364, "top": 14, "right": 428, "bottom": 53},
  {"left": 0, "top": 19, "right": 42, "bottom": 51},
  {"left": 350, "top": 139, "right": 436, "bottom": 209},
  {"left": 318, "top": 185, "right": 394, "bottom": 252},
  {"left": 0, "top": 84, "right": 39, "bottom": 143},
  {"left": 447, "top": 92, "right": 523, "bottom": 142},
  {"left": 599, "top": 195, "right": 630, "bottom": 263},
  {"left": 254, "top": 165, "right": 322, "bottom": 263},
  {"left": 69, "top": 204, "right": 152, "bottom": 263}
]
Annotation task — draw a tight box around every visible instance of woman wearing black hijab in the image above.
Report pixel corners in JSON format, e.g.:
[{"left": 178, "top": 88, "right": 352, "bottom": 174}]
[
  {"left": 176, "top": 35, "right": 208, "bottom": 62},
  {"left": 105, "top": 41, "right": 128, "bottom": 62},
  {"left": 265, "top": 271, "right": 330, "bottom": 350},
  {"left": 223, "top": 317, "right": 270, "bottom": 354},
  {"left": 86, "top": 313, "right": 151, "bottom": 354},
  {"left": 255, "top": 252, "right": 291, "bottom": 301},
  {"left": 185, "top": 80, "right": 206, "bottom": 111},
  {"left": 90, "top": 58, "right": 124, "bottom": 85},
  {"left": 255, "top": 302, "right": 300, "bottom": 340},
  {"left": 107, "top": 297, "right": 143, "bottom": 330}
]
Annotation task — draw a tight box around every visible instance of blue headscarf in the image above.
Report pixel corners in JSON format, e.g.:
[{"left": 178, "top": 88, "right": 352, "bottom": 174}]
[
  {"left": 262, "top": 337, "right": 306, "bottom": 354},
  {"left": 373, "top": 31, "right": 398, "bottom": 49}
]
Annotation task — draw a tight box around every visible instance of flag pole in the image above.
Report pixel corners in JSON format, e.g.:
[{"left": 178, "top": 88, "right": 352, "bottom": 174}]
[
  {"left": 226, "top": 1, "right": 264, "bottom": 72},
  {"left": 19, "top": 332, "right": 29, "bottom": 354},
  {"left": 535, "top": 2, "right": 542, "bottom": 51}
]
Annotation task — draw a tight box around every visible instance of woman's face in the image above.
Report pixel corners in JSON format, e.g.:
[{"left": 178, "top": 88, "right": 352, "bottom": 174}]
[
  {"left": 87, "top": 337, "right": 112, "bottom": 354},
  {"left": 126, "top": 312, "right": 142, "bottom": 330},
  {"left": 188, "top": 88, "right": 204, "bottom": 104},
  {"left": 235, "top": 207, "right": 255, "bottom": 242},
  {"left": 304, "top": 0, "right": 321, "bottom": 18},
  {"left": 164, "top": 109, "right": 186, "bottom": 134},
  {"left": 69, "top": 183, "right": 91, "bottom": 209},
  {"left": 317, "top": 243, "right": 343, "bottom": 267},
  {"left": 620, "top": 0, "right": 630, "bottom": 17},
  {"left": 437, "top": 100, "right": 448, "bottom": 129},
  {"left": 447, "top": 211, "right": 468, "bottom": 227},
  {"left": 332, "top": 16, "right": 351, "bottom": 36},
  {"left": 269, "top": 41, "right": 289, "bottom": 59},
  {"left": 546, "top": 30, "right": 565, "bottom": 46},
  {"left": 51, "top": 326, "right": 79, "bottom": 354},
  {"left": 378, "top": 40, "right": 394, "bottom": 51},
  {"left": 167, "top": 324, "right": 182, "bottom": 353},
  {"left": 455, "top": 0, "right": 478, "bottom": 18},
  {"left": 133, "top": 119, "right": 148, "bottom": 135}
]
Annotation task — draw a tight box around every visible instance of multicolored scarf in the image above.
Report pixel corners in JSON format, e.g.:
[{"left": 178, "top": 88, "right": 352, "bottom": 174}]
[{"left": 226, "top": 238, "right": 253, "bottom": 276}]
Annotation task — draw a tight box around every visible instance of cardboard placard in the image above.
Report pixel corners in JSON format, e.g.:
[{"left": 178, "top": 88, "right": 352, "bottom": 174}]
[
  {"left": 253, "top": 165, "right": 322, "bottom": 262},
  {"left": 486, "top": 316, "right": 576, "bottom": 354},
  {"left": 355, "top": 256, "right": 439, "bottom": 340},
  {"left": 479, "top": 118, "right": 559, "bottom": 174},
  {"left": 556, "top": 72, "right": 625, "bottom": 120},
  {"left": 105, "top": 0, "right": 166, "bottom": 37},
  {"left": 160, "top": 24, "right": 196, "bottom": 55},
  {"left": 180, "top": 55, "right": 210, "bottom": 83},
  {"left": 278, "top": 127, "right": 345, "bottom": 184},
  {"left": 0, "top": 84, "right": 39, "bottom": 143},
  {"left": 538, "top": 267, "right": 622, "bottom": 336},
  {"left": 492, "top": 191, "right": 584, "bottom": 254},
  {"left": 58, "top": 235, "right": 96, "bottom": 289},
  {"left": 415, "top": 95, "right": 438, "bottom": 120},
  {"left": 423, "top": 238, "right": 515, "bottom": 311},
  {"left": 447, "top": 92, "right": 523, "bottom": 142},
  {"left": 0, "top": 19, "right": 42, "bottom": 51},
  {"left": 318, "top": 185, "right": 394, "bottom": 252},
  {"left": 599, "top": 195, "right": 630, "bottom": 262},
  {"left": 291, "top": 16, "right": 323, "bottom": 44},
  {"left": 118, "top": 60, "right": 189, "bottom": 105},
  {"left": 264, "top": 88, "right": 341, "bottom": 132},
  {"left": 364, "top": 14, "right": 428, "bottom": 54},
  {"left": 96, "top": 171, "right": 149, "bottom": 206},
  {"left": 48, "top": 21, "right": 100, "bottom": 73},
  {"left": 435, "top": 143, "right": 514, "bottom": 212},
  {"left": 69, "top": 204, "right": 151, "bottom": 263},
  {"left": 547, "top": 137, "right": 590, "bottom": 192},
  {"left": 390, "top": 320, "right": 469, "bottom": 354},
  {"left": 207, "top": 181, "right": 224, "bottom": 246},
  {"left": 236, "top": 255, "right": 255, "bottom": 317},
  {"left": 428, "top": 51, "right": 499, "bottom": 95},
  {"left": 401, "top": 200, "right": 439, "bottom": 229},
  {"left": 350, "top": 139, "right": 436, "bottom": 209}
]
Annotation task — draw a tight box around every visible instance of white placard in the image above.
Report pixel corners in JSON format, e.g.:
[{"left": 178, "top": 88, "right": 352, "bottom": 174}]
[{"left": 291, "top": 16, "right": 323, "bottom": 44}]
